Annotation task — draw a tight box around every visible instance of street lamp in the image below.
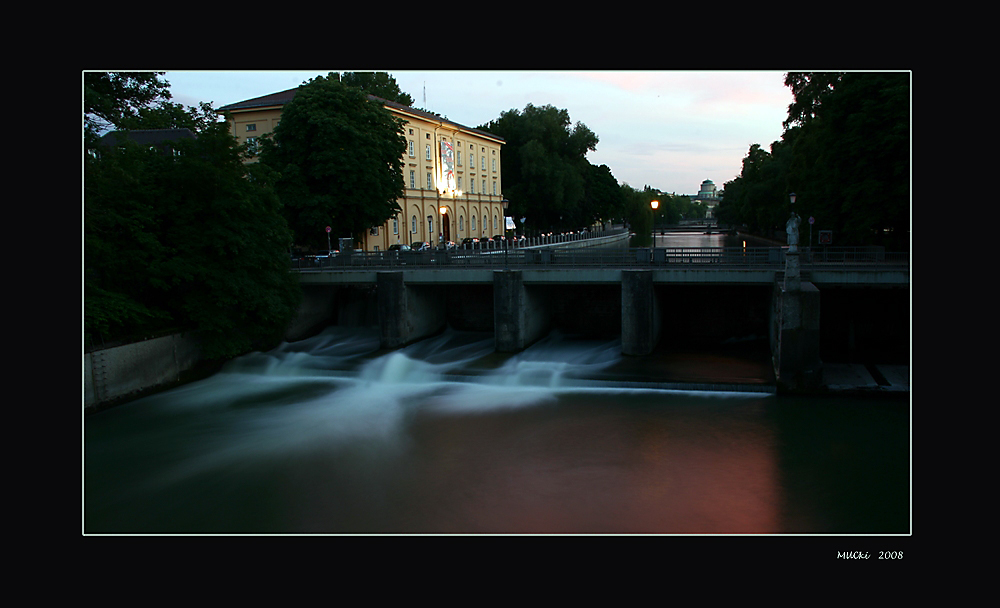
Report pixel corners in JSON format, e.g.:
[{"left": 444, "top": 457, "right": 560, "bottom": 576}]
[{"left": 650, "top": 200, "right": 659, "bottom": 245}]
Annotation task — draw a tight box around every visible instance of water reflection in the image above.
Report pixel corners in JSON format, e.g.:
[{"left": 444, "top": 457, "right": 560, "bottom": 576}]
[{"left": 84, "top": 323, "right": 908, "bottom": 535}]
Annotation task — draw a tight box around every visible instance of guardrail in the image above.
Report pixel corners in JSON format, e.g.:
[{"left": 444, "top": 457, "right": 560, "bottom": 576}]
[{"left": 292, "top": 246, "right": 909, "bottom": 271}]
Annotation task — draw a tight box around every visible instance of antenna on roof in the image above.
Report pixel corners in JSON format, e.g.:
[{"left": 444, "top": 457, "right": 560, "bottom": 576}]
[{"left": 423, "top": 81, "right": 426, "bottom": 107}]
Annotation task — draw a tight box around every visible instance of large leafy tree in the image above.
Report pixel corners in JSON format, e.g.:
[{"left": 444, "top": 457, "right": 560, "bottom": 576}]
[
  {"left": 259, "top": 73, "right": 408, "bottom": 249},
  {"left": 479, "top": 104, "right": 599, "bottom": 233},
  {"left": 338, "top": 72, "right": 414, "bottom": 106},
  {"left": 85, "top": 73, "right": 301, "bottom": 358},
  {"left": 718, "top": 72, "right": 909, "bottom": 249},
  {"left": 84, "top": 72, "right": 171, "bottom": 146}
]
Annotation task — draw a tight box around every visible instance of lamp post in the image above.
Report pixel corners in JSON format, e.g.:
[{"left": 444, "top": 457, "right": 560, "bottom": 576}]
[{"left": 650, "top": 200, "right": 659, "bottom": 246}]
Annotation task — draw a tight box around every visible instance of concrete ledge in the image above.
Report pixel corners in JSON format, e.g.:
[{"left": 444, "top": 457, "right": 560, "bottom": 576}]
[{"left": 84, "top": 332, "right": 203, "bottom": 410}]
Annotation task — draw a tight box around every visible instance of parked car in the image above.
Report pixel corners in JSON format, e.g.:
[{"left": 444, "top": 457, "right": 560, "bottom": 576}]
[
  {"left": 410, "top": 241, "right": 430, "bottom": 252},
  {"left": 387, "top": 244, "right": 411, "bottom": 252},
  {"left": 436, "top": 241, "right": 457, "bottom": 251},
  {"left": 461, "top": 237, "right": 478, "bottom": 250}
]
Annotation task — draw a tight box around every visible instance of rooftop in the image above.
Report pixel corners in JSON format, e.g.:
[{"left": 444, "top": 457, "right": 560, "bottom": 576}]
[{"left": 218, "top": 88, "right": 504, "bottom": 144}]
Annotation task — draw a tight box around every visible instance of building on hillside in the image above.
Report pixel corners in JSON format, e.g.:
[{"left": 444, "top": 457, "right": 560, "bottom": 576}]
[{"left": 218, "top": 89, "right": 505, "bottom": 252}]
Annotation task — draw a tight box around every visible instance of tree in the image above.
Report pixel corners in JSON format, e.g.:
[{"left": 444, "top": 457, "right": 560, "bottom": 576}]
[
  {"left": 479, "top": 104, "right": 598, "bottom": 233},
  {"left": 719, "top": 72, "right": 909, "bottom": 249},
  {"left": 85, "top": 75, "right": 301, "bottom": 357},
  {"left": 259, "top": 73, "right": 408, "bottom": 249},
  {"left": 84, "top": 72, "right": 171, "bottom": 146},
  {"left": 338, "top": 72, "right": 414, "bottom": 106}
]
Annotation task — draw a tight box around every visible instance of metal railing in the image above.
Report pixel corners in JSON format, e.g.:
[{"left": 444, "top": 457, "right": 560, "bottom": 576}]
[{"left": 292, "top": 246, "right": 908, "bottom": 271}]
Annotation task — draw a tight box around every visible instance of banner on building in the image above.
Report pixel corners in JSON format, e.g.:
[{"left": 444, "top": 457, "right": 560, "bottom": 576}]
[{"left": 440, "top": 140, "right": 455, "bottom": 190}]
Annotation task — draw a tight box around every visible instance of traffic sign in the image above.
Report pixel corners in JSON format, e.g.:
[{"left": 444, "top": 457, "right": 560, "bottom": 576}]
[
  {"left": 326, "top": 226, "right": 332, "bottom": 233},
  {"left": 819, "top": 230, "right": 832, "bottom": 245},
  {"left": 809, "top": 216, "right": 815, "bottom": 225}
]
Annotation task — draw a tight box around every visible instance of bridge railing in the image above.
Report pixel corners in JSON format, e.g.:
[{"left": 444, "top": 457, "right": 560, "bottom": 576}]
[{"left": 292, "top": 246, "right": 908, "bottom": 271}]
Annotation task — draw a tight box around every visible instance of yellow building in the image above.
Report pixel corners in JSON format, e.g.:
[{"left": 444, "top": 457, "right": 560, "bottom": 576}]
[{"left": 218, "top": 88, "right": 505, "bottom": 252}]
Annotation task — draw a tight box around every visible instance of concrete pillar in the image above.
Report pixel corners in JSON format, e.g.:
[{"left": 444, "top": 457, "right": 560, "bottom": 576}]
[
  {"left": 493, "top": 270, "right": 550, "bottom": 352},
  {"left": 377, "top": 271, "right": 445, "bottom": 349},
  {"left": 621, "top": 270, "right": 660, "bottom": 356},
  {"left": 771, "top": 280, "right": 822, "bottom": 392}
]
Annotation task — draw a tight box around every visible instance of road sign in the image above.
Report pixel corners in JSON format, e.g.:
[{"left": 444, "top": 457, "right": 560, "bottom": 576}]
[
  {"left": 819, "top": 230, "right": 832, "bottom": 245},
  {"left": 326, "top": 226, "right": 331, "bottom": 233},
  {"left": 809, "top": 216, "right": 815, "bottom": 225}
]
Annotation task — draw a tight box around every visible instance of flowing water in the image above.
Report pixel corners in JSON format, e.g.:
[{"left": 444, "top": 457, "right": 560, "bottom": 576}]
[{"left": 84, "top": 326, "right": 909, "bottom": 535}]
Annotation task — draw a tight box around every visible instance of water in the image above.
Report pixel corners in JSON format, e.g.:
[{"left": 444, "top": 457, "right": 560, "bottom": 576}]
[{"left": 84, "top": 326, "right": 910, "bottom": 535}]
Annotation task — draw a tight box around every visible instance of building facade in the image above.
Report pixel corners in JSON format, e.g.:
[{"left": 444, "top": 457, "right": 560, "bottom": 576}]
[{"left": 219, "top": 89, "right": 505, "bottom": 252}]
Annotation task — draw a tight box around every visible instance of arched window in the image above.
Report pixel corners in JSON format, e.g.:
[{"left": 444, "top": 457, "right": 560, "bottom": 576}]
[{"left": 412, "top": 216, "right": 417, "bottom": 234}]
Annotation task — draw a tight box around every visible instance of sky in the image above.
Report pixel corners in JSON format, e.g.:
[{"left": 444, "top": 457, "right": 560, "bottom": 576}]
[{"left": 163, "top": 70, "right": 795, "bottom": 197}]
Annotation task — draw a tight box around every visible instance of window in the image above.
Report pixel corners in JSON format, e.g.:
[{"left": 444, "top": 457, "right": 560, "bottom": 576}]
[
  {"left": 457, "top": 177, "right": 462, "bottom": 190},
  {"left": 457, "top": 150, "right": 462, "bottom": 166},
  {"left": 246, "top": 137, "right": 259, "bottom": 155},
  {"left": 409, "top": 171, "right": 415, "bottom": 189},
  {"left": 482, "top": 216, "right": 487, "bottom": 234},
  {"left": 483, "top": 180, "right": 487, "bottom": 195},
  {"left": 471, "top": 215, "right": 476, "bottom": 231},
  {"left": 481, "top": 155, "right": 486, "bottom": 171},
  {"left": 426, "top": 144, "right": 431, "bottom": 160},
  {"left": 371, "top": 226, "right": 379, "bottom": 236},
  {"left": 409, "top": 141, "right": 414, "bottom": 157},
  {"left": 470, "top": 180, "right": 475, "bottom": 194},
  {"left": 393, "top": 217, "right": 399, "bottom": 235},
  {"left": 492, "top": 158, "right": 496, "bottom": 172},
  {"left": 409, "top": 128, "right": 414, "bottom": 135},
  {"left": 246, "top": 124, "right": 256, "bottom": 132},
  {"left": 494, "top": 215, "right": 498, "bottom": 231},
  {"left": 426, "top": 172, "right": 432, "bottom": 190},
  {"left": 493, "top": 181, "right": 497, "bottom": 196},
  {"left": 459, "top": 216, "right": 464, "bottom": 231},
  {"left": 412, "top": 216, "right": 417, "bottom": 233}
]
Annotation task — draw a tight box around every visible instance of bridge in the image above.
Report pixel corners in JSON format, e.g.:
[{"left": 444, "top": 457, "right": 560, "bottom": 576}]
[
  {"left": 294, "top": 246, "right": 909, "bottom": 287},
  {"left": 288, "top": 242, "right": 908, "bottom": 393}
]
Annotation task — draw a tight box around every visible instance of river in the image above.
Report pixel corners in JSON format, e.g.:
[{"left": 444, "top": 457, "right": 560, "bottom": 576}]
[{"left": 84, "top": 328, "right": 909, "bottom": 535}]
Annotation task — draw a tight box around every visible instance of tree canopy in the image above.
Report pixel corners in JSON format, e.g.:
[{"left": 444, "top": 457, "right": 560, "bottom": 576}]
[
  {"left": 85, "top": 72, "right": 301, "bottom": 358},
  {"left": 480, "top": 104, "right": 617, "bottom": 233},
  {"left": 337, "top": 72, "right": 414, "bottom": 106},
  {"left": 259, "top": 73, "right": 408, "bottom": 249},
  {"left": 716, "top": 71, "right": 909, "bottom": 249}
]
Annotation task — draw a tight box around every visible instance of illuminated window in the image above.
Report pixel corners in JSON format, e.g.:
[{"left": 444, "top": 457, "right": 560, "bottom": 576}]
[{"left": 246, "top": 124, "right": 256, "bottom": 132}]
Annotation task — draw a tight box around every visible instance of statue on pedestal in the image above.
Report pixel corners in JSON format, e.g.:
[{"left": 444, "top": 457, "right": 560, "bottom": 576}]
[{"left": 786, "top": 212, "right": 801, "bottom": 252}]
